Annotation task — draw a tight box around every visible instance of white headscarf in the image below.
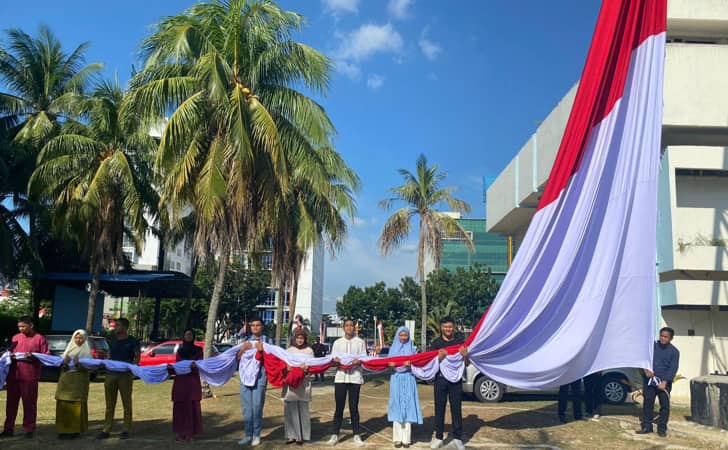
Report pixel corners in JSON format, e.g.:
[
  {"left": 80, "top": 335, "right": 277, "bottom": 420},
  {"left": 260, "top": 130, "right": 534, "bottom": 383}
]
[{"left": 63, "top": 329, "right": 92, "bottom": 359}]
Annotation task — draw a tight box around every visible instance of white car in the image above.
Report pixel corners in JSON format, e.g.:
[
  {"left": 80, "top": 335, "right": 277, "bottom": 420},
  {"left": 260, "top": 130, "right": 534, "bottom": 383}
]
[{"left": 462, "top": 365, "right": 644, "bottom": 404}]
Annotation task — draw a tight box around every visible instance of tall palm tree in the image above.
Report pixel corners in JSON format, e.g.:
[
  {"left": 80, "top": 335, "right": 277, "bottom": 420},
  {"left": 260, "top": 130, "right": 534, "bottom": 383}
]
[
  {"left": 379, "top": 154, "right": 474, "bottom": 350},
  {"left": 270, "top": 146, "right": 359, "bottom": 344},
  {"left": 29, "top": 80, "right": 156, "bottom": 331},
  {"left": 0, "top": 25, "right": 102, "bottom": 315},
  {"left": 126, "top": 0, "right": 341, "bottom": 357}
]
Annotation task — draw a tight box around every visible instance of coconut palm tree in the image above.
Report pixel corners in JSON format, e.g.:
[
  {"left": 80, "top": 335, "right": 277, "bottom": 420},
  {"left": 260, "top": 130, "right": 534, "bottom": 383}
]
[
  {"left": 0, "top": 26, "right": 102, "bottom": 315},
  {"left": 29, "top": 80, "right": 156, "bottom": 331},
  {"left": 379, "top": 154, "right": 474, "bottom": 350},
  {"left": 125, "top": 0, "right": 342, "bottom": 357},
  {"left": 270, "top": 146, "right": 359, "bottom": 344}
]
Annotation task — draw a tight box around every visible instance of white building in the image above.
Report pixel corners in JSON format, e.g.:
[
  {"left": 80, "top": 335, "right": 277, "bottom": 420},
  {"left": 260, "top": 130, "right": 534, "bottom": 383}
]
[
  {"left": 121, "top": 227, "right": 194, "bottom": 276},
  {"left": 255, "top": 241, "right": 325, "bottom": 333},
  {"left": 486, "top": 0, "right": 728, "bottom": 400}
]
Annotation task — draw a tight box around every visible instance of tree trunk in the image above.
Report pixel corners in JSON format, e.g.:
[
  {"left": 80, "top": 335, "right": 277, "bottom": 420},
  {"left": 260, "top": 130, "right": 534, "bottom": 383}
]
[
  {"left": 418, "top": 222, "right": 427, "bottom": 351},
  {"left": 183, "top": 260, "right": 199, "bottom": 328},
  {"left": 287, "top": 269, "right": 298, "bottom": 332},
  {"left": 204, "top": 243, "right": 230, "bottom": 359},
  {"left": 274, "top": 277, "right": 286, "bottom": 345},
  {"left": 86, "top": 262, "right": 101, "bottom": 332}
]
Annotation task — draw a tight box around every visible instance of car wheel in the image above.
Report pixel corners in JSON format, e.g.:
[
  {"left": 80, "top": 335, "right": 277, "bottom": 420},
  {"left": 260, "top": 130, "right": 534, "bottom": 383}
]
[
  {"left": 601, "top": 376, "right": 627, "bottom": 404},
  {"left": 474, "top": 376, "right": 504, "bottom": 403}
]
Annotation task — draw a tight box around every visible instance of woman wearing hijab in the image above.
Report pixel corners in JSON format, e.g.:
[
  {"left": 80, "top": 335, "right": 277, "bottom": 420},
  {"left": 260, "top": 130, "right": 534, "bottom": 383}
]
[
  {"left": 387, "top": 326, "right": 422, "bottom": 448},
  {"left": 55, "top": 329, "right": 91, "bottom": 439},
  {"left": 282, "top": 329, "right": 313, "bottom": 445},
  {"left": 169, "top": 329, "right": 203, "bottom": 442}
]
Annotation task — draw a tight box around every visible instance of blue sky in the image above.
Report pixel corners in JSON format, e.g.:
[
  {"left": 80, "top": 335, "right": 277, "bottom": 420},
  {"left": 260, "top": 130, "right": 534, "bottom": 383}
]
[{"left": 1, "top": 0, "right": 601, "bottom": 312}]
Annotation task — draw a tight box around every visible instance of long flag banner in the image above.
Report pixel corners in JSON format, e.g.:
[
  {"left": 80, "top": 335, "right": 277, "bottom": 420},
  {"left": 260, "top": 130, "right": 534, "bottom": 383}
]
[{"left": 0, "top": 0, "right": 665, "bottom": 391}]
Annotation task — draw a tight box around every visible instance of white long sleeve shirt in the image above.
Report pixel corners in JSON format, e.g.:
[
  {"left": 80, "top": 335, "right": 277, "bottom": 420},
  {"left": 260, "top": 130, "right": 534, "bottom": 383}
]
[{"left": 332, "top": 336, "right": 366, "bottom": 384}]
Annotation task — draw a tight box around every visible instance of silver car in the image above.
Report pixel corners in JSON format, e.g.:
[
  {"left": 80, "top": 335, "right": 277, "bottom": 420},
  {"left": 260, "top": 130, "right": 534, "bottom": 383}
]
[{"left": 462, "top": 365, "right": 644, "bottom": 404}]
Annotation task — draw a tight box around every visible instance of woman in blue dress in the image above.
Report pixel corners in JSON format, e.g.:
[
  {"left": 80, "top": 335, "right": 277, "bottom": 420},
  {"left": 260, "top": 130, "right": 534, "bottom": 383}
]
[{"left": 387, "top": 326, "right": 422, "bottom": 448}]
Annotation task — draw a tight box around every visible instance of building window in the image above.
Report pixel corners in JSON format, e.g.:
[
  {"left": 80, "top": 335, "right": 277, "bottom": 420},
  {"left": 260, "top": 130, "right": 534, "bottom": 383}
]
[
  {"left": 261, "top": 310, "right": 274, "bottom": 323},
  {"left": 261, "top": 253, "right": 273, "bottom": 270}
]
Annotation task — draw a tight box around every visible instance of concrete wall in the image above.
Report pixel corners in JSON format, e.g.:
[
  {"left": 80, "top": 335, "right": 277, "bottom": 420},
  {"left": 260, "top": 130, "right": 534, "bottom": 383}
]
[{"left": 662, "top": 309, "right": 728, "bottom": 399}]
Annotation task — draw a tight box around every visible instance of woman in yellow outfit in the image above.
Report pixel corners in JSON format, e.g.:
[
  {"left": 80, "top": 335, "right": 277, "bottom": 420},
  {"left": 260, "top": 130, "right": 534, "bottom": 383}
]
[{"left": 55, "top": 329, "right": 91, "bottom": 439}]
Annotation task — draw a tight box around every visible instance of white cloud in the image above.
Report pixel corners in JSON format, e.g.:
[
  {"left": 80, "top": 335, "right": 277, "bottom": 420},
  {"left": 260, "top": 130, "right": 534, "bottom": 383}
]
[
  {"left": 324, "top": 235, "right": 417, "bottom": 310},
  {"left": 418, "top": 28, "right": 442, "bottom": 61},
  {"left": 388, "top": 0, "right": 414, "bottom": 19},
  {"left": 366, "top": 74, "right": 385, "bottom": 90},
  {"left": 335, "top": 59, "right": 362, "bottom": 79},
  {"left": 322, "top": 0, "right": 359, "bottom": 15},
  {"left": 337, "top": 23, "right": 404, "bottom": 62},
  {"left": 351, "top": 217, "right": 368, "bottom": 227}
]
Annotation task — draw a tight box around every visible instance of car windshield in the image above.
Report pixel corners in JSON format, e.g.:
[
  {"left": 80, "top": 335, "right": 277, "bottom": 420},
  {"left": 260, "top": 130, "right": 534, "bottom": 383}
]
[{"left": 46, "top": 336, "right": 71, "bottom": 351}]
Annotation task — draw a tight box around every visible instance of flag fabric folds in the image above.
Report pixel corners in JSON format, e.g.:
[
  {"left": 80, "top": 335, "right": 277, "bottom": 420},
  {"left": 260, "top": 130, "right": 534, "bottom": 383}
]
[{"left": 466, "top": 0, "right": 666, "bottom": 389}]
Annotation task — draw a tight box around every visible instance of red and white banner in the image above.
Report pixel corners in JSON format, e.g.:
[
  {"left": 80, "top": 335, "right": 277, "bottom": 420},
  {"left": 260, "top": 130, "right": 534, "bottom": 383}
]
[{"left": 467, "top": 0, "right": 666, "bottom": 388}]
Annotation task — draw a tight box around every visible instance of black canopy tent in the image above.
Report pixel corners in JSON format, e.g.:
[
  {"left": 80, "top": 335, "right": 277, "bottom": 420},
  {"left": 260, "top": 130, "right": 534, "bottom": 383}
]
[{"left": 42, "top": 271, "right": 203, "bottom": 337}]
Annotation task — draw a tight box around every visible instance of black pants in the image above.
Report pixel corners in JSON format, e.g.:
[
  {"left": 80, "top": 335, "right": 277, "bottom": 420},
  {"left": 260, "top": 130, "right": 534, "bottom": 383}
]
[
  {"left": 433, "top": 376, "right": 462, "bottom": 440},
  {"left": 314, "top": 372, "right": 324, "bottom": 382},
  {"left": 333, "top": 383, "right": 361, "bottom": 435},
  {"left": 642, "top": 382, "right": 671, "bottom": 432},
  {"left": 558, "top": 380, "right": 583, "bottom": 419},
  {"left": 583, "top": 373, "right": 601, "bottom": 415}
]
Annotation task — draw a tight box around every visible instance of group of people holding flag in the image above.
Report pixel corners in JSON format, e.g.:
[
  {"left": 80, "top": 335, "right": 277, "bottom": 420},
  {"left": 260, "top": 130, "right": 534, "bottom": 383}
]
[{"left": 0, "top": 314, "right": 471, "bottom": 449}]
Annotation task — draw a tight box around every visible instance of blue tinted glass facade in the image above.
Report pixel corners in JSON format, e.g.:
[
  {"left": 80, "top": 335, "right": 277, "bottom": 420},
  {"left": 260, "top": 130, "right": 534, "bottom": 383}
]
[{"left": 440, "top": 219, "right": 510, "bottom": 281}]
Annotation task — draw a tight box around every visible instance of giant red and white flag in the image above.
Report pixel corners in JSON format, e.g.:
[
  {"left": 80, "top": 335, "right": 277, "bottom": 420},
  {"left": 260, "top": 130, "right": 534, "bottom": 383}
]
[{"left": 467, "top": 0, "right": 667, "bottom": 389}]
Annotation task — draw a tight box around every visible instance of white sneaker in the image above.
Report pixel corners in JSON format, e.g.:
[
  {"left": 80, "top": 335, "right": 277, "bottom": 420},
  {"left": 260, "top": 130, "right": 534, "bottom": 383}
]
[
  {"left": 591, "top": 414, "right": 601, "bottom": 422},
  {"left": 327, "top": 434, "right": 339, "bottom": 446},
  {"left": 450, "top": 439, "right": 465, "bottom": 450},
  {"left": 238, "top": 436, "right": 252, "bottom": 445},
  {"left": 251, "top": 436, "right": 261, "bottom": 446},
  {"left": 353, "top": 434, "right": 365, "bottom": 447},
  {"left": 430, "top": 438, "right": 444, "bottom": 449}
]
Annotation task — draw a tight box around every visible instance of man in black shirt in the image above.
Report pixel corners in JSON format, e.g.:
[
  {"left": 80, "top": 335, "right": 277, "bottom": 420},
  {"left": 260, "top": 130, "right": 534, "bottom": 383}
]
[
  {"left": 637, "top": 327, "right": 680, "bottom": 437},
  {"left": 97, "top": 318, "right": 140, "bottom": 440},
  {"left": 428, "top": 317, "right": 468, "bottom": 450},
  {"left": 311, "top": 336, "right": 327, "bottom": 382}
]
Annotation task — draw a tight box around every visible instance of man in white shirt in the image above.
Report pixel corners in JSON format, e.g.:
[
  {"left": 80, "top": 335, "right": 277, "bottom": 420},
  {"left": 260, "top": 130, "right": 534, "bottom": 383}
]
[
  {"left": 236, "top": 317, "right": 266, "bottom": 447},
  {"left": 327, "top": 319, "right": 366, "bottom": 447}
]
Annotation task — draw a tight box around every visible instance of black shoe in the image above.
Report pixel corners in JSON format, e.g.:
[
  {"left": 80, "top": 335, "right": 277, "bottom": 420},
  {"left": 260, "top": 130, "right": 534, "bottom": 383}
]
[
  {"left": 558, "top": 415, "right": 567, "bottom": 423},
  {"left": 23, "top": 432, "right": 33, "bottom": 439},
  {"left": 394, "top": 443, "right": 402, "bottom": 448},
  {"left": 0, "top": 431, "right": 13, "bottom": 438},
  {"left": 286, "top": 439, "right": 296, "bottom": 445},
  {"left": 635, "top": 428, "right": 653, "bottom": 434},
  {"left": 658, "top": 430, "right": 667, "bottom": 437},
  {"left": 120, "top": 431, "right": 130, "bottom": 440},
  {"left": 96, "top": 431, "right": 110, "bottom": 440},
  {"left": 70, "top": 433, "right": 80, "bottom": 439}
]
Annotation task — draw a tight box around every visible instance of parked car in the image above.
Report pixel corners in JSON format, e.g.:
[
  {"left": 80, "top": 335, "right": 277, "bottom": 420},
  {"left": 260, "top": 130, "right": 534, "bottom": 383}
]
[
  {"left": 462, "top": 365, "right": 644, "bottom": 404},
  {"left": 139, "top": 340, "right": 219, "bottom": 366},
  {"left": 40, "top": 334, "right": 109, "bottom": 381}
]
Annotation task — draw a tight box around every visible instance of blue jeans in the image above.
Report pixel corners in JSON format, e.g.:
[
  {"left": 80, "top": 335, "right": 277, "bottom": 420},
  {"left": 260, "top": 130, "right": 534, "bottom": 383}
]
[{"left": 240, "top": 371, "right": 267, "bottom": 438}]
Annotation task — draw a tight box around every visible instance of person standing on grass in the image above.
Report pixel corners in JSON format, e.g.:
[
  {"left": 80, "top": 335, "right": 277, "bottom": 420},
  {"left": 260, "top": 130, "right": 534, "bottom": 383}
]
[
  {"left": 0, "top": 316, "right": 49, "bottom": 439},
  {"left": 327, "top": 319, "right": 366, "bottom": 447},
  {"left": 428, "top": 317, "right": 468, "bottom": 450},
  {"left": 97, "top": 317, "right": 140, "bottom": 440},
  {"left": 169, "top": 329, "right": 203, "bottom": 442},
  {"left": 283, "top": 329, "right": 313, "bottom": 445},
  {"left": 584, "top": 371, "right": 603, "bottom": 421},
  {"left": 311, "top": 336, "right": 327, "bottom": 382},
  {"left": 557, "top": 379, "right": 583, "bottom": 423},
  {"left": 236, "top": 317, "right": 266, "bottom": 446},
  {"left": 387, "top": 326, "right": 421, "bottom": 449},
  {"left": 637, "top": 327, "right": 680, "bottom": 438},
  {"left": 55, "top": 329, "right": 92, "bottom": 439}
]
